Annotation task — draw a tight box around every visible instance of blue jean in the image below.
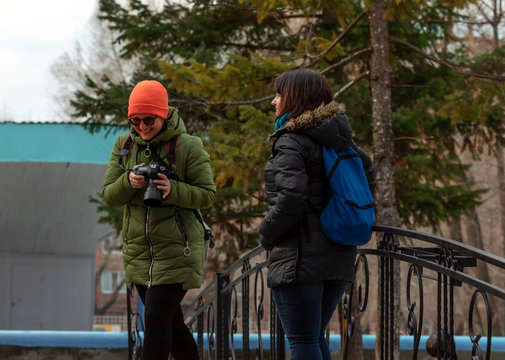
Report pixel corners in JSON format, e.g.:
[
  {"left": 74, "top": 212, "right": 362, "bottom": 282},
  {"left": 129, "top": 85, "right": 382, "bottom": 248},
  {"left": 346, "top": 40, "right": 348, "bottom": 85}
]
[{"left": 272, "top": 279, "right": 349, "bottom": 360}]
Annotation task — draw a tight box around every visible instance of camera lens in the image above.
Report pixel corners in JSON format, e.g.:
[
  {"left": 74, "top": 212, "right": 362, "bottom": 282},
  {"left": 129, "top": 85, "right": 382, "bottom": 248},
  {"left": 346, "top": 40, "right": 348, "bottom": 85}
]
[{"left": 144, "top": 180, "right": 163, "bottom": 207}]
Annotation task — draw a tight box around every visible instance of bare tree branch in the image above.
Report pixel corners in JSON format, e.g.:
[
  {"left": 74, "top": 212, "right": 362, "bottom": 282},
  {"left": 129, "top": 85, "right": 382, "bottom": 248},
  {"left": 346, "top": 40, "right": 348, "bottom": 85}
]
[
  {"left": 167, "top": 94, "right": 275, "bottom": 108},
  {"left": 320, "top": 48, "right": 372, "bottom": 75},
  {"left": 334, "top": 71, "right": 370, "bottom": 99},
  {"left": 391, "top": 38, "right": 505, "bottom": 81},
  {"left": 96, "top": 278, "right": 126, "bottom": 315},
  {"left": 302, "top": 11, "right": 368, "bottom": 68}
]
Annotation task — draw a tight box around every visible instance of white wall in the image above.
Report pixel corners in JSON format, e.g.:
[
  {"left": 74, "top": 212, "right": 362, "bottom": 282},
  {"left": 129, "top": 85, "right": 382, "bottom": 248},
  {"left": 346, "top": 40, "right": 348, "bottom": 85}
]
[{"left": 0, "top": 162, "right": 114, "bottom": 330}]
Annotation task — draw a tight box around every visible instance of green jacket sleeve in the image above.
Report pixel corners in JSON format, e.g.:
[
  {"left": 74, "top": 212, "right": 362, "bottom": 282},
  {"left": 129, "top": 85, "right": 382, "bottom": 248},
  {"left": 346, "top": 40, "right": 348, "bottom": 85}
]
[
  {"left": 102, "top": 135, "right": 138, "bottom": 207},
  {"left": 163, "top": 136, "right": 216, "bottom": 209}
]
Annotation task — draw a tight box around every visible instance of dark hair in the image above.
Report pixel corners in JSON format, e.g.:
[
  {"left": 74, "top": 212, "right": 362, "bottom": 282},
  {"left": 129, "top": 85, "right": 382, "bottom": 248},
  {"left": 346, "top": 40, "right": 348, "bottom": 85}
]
[{"left": 274, "top": 69, "right": 334, "bottom": 119}]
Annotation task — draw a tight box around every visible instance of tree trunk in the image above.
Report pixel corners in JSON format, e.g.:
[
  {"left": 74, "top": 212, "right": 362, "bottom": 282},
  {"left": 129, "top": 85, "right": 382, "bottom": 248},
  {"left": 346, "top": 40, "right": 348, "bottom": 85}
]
[
  {"left": 484, "top": 0, "right": 504, "bottom": 259},
  {"left": 490, "top": 1, "right": 505, "bottom": 335},
  {"left": 495, "top": 147, "right": 505, "bottom": 336},
  {"left": 369, "top": 1, "right": 401, "bottom": 359}
]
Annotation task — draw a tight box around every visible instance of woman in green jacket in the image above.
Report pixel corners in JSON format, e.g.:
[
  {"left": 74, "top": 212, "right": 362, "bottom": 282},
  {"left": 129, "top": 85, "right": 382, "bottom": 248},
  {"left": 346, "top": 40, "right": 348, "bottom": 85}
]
[{"left": 102, "top": 80, "right": 216, "bottom": 360}]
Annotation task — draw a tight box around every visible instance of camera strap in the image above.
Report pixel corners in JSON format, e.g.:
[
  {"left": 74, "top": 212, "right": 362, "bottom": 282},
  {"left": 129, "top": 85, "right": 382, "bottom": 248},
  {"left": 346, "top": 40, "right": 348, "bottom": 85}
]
[
  {"left": 119, "top": 134, "right": 214, "bottom": 248},
  {"left": 118, "top": 135, "right": 177, "bottom": 172}
]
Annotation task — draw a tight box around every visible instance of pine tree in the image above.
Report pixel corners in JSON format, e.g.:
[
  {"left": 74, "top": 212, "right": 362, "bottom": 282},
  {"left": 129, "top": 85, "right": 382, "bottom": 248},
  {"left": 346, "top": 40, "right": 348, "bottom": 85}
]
[{"left": 72, "top": 0, "right": 505, "bottom": 270}]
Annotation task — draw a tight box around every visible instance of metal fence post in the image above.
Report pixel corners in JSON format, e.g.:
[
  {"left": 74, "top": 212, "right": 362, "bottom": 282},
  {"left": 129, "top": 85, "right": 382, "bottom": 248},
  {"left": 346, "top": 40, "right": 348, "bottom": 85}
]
[{"left": 216, "top": 272, "right": 230, "bottom": 360}]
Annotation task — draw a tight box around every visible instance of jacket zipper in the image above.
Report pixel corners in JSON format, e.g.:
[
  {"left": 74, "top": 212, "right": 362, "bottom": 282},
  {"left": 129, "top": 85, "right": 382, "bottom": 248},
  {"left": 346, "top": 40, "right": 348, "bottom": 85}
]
[
  {"left": 124, "top": 205, "right": 131, "bottom": 254},
  {"left": 143, "top": 142, "right": 155, "bottom": 288},
  {"left": 175, "top": 211, "right": 191, "bottom": 256},
  {"left": 146, "top": 206, "right": 155, "bottom": 288}
]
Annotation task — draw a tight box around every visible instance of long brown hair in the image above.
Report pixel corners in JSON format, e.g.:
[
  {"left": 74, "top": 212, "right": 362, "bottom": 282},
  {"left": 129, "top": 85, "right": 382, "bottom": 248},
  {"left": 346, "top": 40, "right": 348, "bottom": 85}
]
[{"left": 274, "top": 69, "right": 334, "bottom": 119}]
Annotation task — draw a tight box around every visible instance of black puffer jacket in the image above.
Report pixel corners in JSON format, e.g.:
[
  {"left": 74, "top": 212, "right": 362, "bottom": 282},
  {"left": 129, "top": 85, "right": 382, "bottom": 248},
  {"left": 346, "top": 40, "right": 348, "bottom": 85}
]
[{"left": 259, "top": 102, "right": 375, "bottom": 288}]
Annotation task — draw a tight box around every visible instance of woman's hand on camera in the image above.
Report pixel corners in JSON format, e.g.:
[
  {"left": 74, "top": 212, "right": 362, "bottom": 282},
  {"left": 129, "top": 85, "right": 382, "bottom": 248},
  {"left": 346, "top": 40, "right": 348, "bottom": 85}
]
[
  {"left": 129, "top": 163, "right": 147, "bottom": 189},
  {"left": 154, "top": 173, "right": 171, "bottom": 199}
]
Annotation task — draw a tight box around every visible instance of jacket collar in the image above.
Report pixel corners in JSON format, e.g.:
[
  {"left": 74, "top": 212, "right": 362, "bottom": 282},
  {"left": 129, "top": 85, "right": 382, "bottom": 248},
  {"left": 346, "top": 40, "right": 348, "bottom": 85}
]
[
  {"left": 271, "top": 101, "right": 345, "bottom": 137},
  {"left": 270, "top": 101, "right": 353, "bottom": 151},
  {"left": 286, "top": 101, "right": 345, "bottom": 132}
]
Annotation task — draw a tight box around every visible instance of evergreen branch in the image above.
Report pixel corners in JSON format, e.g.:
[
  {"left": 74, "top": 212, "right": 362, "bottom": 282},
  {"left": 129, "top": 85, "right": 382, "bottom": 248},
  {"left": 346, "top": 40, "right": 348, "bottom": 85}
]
[
  {"left": 220, "top": 42, "right": 292, "bottom": 51},
  {"left": 218, "top": 1, "right": 323, "bottom": 20},
  {"left": 391, "top": 38, "right": 505, "bottom": 81},
  {"left": 320, "top": 48, "right": 372, "bottom": 75},
  {"left": 303, "top": 10, "right": 368, "bottom": 68},
  {"left": 398, "top": 0, "right": 501, "bottom": 26},
  {"left": 333, "top": 71, "right": 370, "bottom": 99},
  {"left": 399, "top": 4, "right": 493, "bottom": 26},
  {"left": 167, "top": 52, "right": 372, "bottom": 107},
  {"left": 422, "top": 14, "right": 448, "bottom": 59}
]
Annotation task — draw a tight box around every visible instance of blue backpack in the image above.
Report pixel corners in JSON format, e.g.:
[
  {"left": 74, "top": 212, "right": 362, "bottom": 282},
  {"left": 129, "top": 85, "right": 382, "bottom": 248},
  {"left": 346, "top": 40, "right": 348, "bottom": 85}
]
[{"left": 316, "top": 146, "right": 375, "bottom": 246}]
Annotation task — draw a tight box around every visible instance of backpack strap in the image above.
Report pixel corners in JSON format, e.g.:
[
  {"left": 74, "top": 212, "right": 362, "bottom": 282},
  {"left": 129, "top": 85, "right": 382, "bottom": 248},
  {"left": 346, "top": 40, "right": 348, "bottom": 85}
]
[
  {"left": 167, "top": 135, "right": 178, "bottom": 165},
  {"left": 165, "top": 136, "right": 180, "bottom": 180},
  {"left": 307, "top": 200, "right": 321, "bottom": 216},
  {"left": 118, "top": 136, "right": 134, "bottom": 170},
  {"left": 306, "top": 148, "right": 359, "bottom": 216},
  {"left": 326, "top": 152, "right": 359, "bottom": 179}
]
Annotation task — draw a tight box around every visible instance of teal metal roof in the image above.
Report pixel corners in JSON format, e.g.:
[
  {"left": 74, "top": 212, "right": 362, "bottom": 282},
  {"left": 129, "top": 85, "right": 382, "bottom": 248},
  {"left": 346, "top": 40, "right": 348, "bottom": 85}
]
[{"left": 0, "top": 123, "right": 127, "bottom": 164}]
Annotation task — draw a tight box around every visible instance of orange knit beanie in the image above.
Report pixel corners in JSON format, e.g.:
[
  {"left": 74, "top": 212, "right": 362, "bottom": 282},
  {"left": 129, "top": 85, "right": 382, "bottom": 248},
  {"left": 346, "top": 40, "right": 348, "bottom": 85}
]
[{"left": 128, "top": 80, "right": 169, "bottom": 119}]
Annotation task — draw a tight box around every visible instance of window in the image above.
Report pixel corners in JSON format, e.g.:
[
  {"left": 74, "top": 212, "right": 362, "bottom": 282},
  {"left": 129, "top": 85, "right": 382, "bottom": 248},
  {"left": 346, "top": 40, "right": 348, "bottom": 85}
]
[{"left": 101, "top": 271, "right": 126, "bottom": 294}]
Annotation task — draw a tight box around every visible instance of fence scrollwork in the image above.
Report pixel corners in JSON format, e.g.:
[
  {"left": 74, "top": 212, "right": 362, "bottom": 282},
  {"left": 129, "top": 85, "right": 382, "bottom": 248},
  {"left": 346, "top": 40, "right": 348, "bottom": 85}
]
[{"left": 126, "top": 226, "right": 505, "bottom": 359}]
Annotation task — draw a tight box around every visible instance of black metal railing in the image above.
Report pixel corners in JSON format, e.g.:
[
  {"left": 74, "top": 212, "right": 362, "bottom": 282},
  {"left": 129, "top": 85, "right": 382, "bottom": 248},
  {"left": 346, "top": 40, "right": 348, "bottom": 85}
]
[{"left": 127, "top": 225, "right": 505, "bottom": 359}]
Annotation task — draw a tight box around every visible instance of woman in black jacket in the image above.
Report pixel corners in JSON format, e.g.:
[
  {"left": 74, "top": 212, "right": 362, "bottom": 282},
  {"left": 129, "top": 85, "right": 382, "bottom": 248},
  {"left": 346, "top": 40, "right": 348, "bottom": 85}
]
[{"left": 259, "top": 69, "right": 375, "bottom": 360}]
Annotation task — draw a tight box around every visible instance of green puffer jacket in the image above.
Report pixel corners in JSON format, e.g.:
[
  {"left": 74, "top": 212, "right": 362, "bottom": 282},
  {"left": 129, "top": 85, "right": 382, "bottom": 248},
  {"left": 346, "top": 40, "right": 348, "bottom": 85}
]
[{"left": 102, "top": 108, "right": 216, "bottom": 290}]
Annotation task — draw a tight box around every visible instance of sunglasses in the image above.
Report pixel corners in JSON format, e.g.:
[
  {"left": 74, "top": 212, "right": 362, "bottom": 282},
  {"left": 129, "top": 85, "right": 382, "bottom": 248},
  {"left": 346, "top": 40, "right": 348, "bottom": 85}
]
[{"left": 128, "top": 116, "right": 157, "bottom": 126}]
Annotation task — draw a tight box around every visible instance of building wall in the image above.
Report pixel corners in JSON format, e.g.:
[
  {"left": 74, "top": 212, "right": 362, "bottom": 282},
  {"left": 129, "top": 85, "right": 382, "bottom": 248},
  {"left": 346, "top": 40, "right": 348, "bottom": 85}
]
[
  {"left": 0, "top": 252, "right": 95, "bottom": 330},
  {"left": 0, "top": 162, "right": 114, "bottom": 330}
]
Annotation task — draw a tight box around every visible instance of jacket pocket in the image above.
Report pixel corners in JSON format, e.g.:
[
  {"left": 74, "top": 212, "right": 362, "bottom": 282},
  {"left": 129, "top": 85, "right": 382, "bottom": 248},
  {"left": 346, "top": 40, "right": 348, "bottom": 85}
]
[{"left": 175, "top": 210, "right": 191, "bottom": 256}]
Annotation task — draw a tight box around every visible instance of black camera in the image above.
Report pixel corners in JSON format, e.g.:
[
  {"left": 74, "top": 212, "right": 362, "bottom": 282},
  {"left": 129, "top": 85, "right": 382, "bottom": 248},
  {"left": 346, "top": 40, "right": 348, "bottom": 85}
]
[{"left": 135, "top": 161, "right": 167, "bottom": 207}]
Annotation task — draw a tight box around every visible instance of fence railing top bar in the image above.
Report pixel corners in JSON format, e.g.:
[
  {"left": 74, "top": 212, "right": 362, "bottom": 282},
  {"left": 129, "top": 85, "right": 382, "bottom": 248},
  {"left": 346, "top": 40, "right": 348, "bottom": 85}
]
[
  {"left": 185, "top": 277, "right": 217, "bottom": 312},
  {"left": 372, "top": 225, "right": 505, "bottom": 269},
  {"left": 370, "top": 247, "right": 505, "bottom": 300},
  {"left": 184, "top": 293, "right": 217, "bottom": 325},
  {"left": 220, "top": 246, "right": 264, "bottom": 276},
  {"left": 221, "top": 260, "right": 269, "bottom": 294},
  {"left": 398, "top": 246, "right": 477, "bottom": 270}
]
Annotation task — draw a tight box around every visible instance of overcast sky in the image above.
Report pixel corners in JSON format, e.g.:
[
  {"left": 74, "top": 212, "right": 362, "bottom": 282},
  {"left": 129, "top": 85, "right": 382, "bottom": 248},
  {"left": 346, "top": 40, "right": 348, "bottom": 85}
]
[{"left": 0, "top": 0, "right": 96, "bottom": 122}]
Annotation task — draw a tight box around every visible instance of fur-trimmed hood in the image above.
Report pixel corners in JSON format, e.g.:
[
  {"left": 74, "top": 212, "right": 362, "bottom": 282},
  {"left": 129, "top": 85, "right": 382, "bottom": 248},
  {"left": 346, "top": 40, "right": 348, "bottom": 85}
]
[{"left": 273, "top": 101, "right": 353, "bottom": 152}]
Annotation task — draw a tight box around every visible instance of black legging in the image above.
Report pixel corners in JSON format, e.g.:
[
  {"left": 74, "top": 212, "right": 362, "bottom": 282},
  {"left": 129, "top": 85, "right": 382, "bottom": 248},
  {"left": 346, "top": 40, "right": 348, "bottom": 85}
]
[{"left": 135, "top": 284, "right": 199, "bottom": 360}]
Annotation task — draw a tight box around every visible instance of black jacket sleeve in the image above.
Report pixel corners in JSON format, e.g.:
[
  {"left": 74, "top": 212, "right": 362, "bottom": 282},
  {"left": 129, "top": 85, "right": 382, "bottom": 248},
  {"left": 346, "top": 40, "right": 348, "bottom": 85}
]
[{"left": 259, "top": 135, "right": 308, "bottom": 250}]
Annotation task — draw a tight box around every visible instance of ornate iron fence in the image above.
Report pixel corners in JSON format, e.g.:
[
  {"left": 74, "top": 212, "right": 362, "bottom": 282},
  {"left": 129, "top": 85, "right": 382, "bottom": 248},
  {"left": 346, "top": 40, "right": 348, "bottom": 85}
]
[{"left": 127, "top": 225, "right": 505, "bottom": 359}]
